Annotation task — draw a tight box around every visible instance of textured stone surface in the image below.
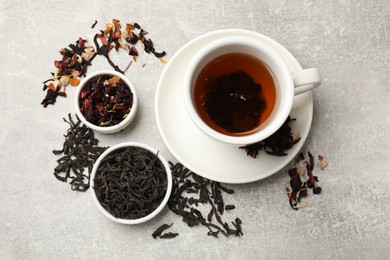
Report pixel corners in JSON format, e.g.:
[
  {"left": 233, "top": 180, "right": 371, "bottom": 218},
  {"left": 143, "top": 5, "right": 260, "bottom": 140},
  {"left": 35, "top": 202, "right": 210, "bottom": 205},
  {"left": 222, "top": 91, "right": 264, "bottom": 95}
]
[{"left": 1, "top": 0, "right": 389, "bottom": 259}]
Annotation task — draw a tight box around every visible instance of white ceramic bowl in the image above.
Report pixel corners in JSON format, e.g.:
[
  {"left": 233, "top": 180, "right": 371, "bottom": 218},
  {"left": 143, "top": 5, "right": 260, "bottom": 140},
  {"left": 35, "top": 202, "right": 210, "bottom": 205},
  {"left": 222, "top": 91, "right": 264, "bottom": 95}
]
[
  {"left": 90, "top": 142, "right": 172, "bottom": 225},
  {"left": 75, "top": 70, "right": 138, "bottom": 134}
]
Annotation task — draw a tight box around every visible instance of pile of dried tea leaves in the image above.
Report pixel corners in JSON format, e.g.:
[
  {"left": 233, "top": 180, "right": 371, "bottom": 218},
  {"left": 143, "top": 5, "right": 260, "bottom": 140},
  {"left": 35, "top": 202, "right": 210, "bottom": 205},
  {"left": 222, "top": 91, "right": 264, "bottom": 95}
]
[
  {"left": 93, "top": 147, "right": 168, "bottom": 219},
  {"left": 160, "top": 162, "right": 243, "bottom": 238},
  {"left": 52, "top": 114, "right": 107, "bottom": 191},
  {"left": 41, "top": 19, "right": 166, "bottom": 107},
  {"left": 286, "top": 151, "right": 328, "bottom": 210},
  {"left": 240, "top": 116, "right": 300, "bottom": 158}
]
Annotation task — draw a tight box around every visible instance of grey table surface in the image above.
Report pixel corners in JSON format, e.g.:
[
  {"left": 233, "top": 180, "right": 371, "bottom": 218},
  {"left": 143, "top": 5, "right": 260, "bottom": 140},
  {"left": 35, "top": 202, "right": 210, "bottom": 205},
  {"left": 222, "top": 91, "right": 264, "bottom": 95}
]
[{"left": 1, "top": 0, "right": 389, "bottom": 259}]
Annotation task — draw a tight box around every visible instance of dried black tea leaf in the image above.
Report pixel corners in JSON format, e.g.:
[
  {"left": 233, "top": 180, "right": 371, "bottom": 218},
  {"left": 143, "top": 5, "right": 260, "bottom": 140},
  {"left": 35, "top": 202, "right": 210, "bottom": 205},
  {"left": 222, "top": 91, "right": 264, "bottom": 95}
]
[
  {"left": 207, "top": 230, "right": 219, "bottom": 238},
  {"left": 152, "top": 223, "right": 174, "bottom": 239},
  {"left": 225, "top": 205, "right": 235, "bottom": 210},
  {"left": 52, "top": 114, "right": 107, "bottom": 191},
  {"left": 240, "top": 116, "right": 300, "bottom": 158},
  {"left": 159, "top": 232, "right": 179, "bottom": 239},
  {"left": 166, "top": 162, "right": 243, "bottom": 238},
  {"left": 91, "top": 20, "right": 98, "bottom": 28}
]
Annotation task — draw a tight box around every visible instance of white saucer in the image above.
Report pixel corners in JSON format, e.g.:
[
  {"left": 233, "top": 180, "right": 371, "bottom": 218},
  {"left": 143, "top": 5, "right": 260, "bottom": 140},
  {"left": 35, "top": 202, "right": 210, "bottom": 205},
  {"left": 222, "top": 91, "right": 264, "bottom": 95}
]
[{"left": 155, "top": 29, "right": 313, "bottom": 184}]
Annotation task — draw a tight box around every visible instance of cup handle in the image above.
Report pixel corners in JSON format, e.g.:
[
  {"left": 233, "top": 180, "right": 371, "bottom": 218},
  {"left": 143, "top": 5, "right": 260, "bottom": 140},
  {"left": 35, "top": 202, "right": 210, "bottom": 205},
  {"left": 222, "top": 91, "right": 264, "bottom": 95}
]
[{"left": 293, "top": 68, "right": 321, "bottom": 95}]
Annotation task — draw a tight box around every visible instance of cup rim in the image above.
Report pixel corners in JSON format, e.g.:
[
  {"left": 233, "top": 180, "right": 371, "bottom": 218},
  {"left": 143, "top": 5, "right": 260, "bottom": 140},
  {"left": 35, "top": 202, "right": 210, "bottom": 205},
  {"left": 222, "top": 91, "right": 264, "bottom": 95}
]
[
  {"left": 90, "top": 142, "right": 173, "bottom": 225},
  {"left": 183, "top": 36, "right": 294, "bottom": 146},
  {"left": 74, "top": 70, "right": 138, "bottom": 134}
]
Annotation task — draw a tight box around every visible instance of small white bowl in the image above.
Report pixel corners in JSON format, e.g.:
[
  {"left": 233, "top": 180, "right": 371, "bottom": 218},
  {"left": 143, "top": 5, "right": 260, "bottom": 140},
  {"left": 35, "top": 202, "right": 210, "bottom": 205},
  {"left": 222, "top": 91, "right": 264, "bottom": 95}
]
[
  {"left": 90, "top": 142, "right": 172, "bottom": 224},
  {"left": 75, "top": 70, "right": 138, "bottom": 134}
]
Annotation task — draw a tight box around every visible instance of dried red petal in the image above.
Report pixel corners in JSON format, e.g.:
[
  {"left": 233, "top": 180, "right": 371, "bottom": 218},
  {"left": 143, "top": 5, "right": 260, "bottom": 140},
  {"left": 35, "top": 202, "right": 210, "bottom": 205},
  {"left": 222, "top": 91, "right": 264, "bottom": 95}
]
[
  {"left": 295, "top": 152, "right": 305, "bottom": 162},
  {"left": 300, "top": 189, "right": 308, "bottom": 197},
  {"left": 112, "top": 29, "right": 121, "bottom": 40},
  {"left": 47, "top": 82, "right": 56, "bottom": 91},
  {"left": 306, "top": 151, "right": 314, "bottom": 171},
  {"left": 54, "top": 60, "right": 61, "bottom": 68},
  {"left": 77, "top": 38, "right": 85, "bottom": 48},
  {"left": 129, "top": 46, "right": 138, "bottom": 56},
  {"left": 42, "top": 20, "right": 166, "bottom": 108},
  {"left": 290, "top": 175, "right": 302, "bottom": 191},
  {"left": 96, "top": 103, "right": 105, "bottom": 117},
  {"left": 112, "top": 19, "right": 121, "bottom": 29},
  {"left": 107, "top": 44, "right": 114, "bottom": 52},
  {"left": 306, "top": 170, "right": 317, "bottom": 188},
  {"left": 80, "top": 90, "right": 89, "bottom": 99},
  {"left": 313, "top": 187, "right": 322, "bottom": 194},
  {"left": 127, "top": 32, "right": 138, "bottom": 44},
  {"left": 288, "top": 168, "right": 298, "bottom": 178},
  {"left": 287, "top": 192, "right": 293, "bottom": 204},
  {"left": 99, "top": 36, "right": 108, "bottom": 46}
]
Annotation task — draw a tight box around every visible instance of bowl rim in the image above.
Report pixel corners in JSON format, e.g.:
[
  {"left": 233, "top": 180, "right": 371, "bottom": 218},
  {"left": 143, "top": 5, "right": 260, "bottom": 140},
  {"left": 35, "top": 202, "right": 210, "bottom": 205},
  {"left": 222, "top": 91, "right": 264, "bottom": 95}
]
[
  {"left": 90, "top": 142, "right": 173, "bottom": 225},
  {"left": 74, "top": 70, "right": 138, "bottom": 134}
]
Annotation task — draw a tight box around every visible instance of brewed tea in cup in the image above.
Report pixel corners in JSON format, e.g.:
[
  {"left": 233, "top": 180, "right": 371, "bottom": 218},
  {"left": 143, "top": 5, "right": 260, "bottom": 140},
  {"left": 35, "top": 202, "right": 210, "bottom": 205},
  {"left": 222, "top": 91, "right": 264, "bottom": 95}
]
[{"left": 183, "top": 36, "right": 321, "bottom": 146}]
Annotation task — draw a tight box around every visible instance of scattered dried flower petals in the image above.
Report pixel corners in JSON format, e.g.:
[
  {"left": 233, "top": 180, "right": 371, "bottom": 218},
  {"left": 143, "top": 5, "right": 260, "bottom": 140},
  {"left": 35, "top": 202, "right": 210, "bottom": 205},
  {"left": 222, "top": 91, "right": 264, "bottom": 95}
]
[
  {"left": 297, "top": 166, "right": 305, "bottom": 176},
  {"left": 286, "top": 150, "right": 328, "bottom": 210},
  {"left": 47, "top": 82, "right": 56, "bottom": 91},
  {"left": 41, "top": 19, "right": 167, "bottom": 107},
  {"left": 70, "top": 78, "right": 80, "bottom": 86},
  {"left": 41, "top": 38, "right": 92, "bottom": 107},
  {"left": 318, "top": 155, "right": 329, "bottom": 170}
]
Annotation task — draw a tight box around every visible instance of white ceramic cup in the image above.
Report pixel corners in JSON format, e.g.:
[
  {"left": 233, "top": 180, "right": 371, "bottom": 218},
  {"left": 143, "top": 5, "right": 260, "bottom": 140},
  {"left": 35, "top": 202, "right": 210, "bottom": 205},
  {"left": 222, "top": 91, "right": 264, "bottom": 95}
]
[{"left": 183, "top": 36, "right": 321, "bottom": 146}]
